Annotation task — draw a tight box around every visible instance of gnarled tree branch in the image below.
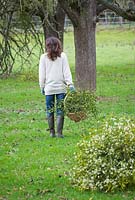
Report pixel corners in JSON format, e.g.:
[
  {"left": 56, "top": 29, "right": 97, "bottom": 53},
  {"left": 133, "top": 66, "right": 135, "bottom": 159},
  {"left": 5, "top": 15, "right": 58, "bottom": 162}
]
[
  {"left": 97, "top": 0, "right": 135, "bottom": 21},
  {"left": 58, "top": 0, "right": 80, "bottom": 27}
]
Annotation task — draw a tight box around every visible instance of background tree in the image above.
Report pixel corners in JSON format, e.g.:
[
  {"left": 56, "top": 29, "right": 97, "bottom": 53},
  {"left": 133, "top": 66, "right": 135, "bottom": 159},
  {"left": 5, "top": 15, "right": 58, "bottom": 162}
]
[
  {"left": 24, "top": 0, "right": 65, "bottom": 45},
  {"left": 37, "top": 1, "right": 65, "bottom": 46},
  {"left": 0, "top": 0, "right": 65, "bottom": 76},
  {"left": 58, "top": 0, "right": 135, "bottom": 91},
  {"left": 0, "top": 0, "right": 44, "bottom": 76},
  {"left": 58, "top": 0, "right": 97, "bottom": 91}
]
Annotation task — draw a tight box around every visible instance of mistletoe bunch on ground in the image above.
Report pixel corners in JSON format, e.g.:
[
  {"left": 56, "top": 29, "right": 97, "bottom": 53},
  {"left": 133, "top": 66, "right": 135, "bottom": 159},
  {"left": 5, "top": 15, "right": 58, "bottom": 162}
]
[{"left": 71, "top": 115, "right": 135, "bottom": 192}]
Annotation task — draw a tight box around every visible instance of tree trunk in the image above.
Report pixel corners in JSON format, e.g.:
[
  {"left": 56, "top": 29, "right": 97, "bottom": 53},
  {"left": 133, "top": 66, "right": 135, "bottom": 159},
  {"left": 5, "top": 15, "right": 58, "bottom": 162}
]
[
  {"left": 74, "top": 1, "right": 96, "bottom": 90},
  {"left": 40, "top": 4, "right": 65, "bottom": 48}
]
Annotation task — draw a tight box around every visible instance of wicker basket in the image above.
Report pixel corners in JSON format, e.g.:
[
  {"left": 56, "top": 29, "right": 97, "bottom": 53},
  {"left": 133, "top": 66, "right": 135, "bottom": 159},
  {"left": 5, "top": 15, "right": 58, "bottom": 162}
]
[{"left": 67, "top": 111, "right": 87, "bottom": 122}]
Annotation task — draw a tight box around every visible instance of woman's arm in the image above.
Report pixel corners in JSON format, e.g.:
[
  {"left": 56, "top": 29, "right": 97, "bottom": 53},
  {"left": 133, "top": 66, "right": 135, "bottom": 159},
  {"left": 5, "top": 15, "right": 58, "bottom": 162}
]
[
  {"left": 62, "top": 52, "right": 74, "bottom": 87},
  {"left": 39, "top": 54, "right": 46, "bottom": 90}
]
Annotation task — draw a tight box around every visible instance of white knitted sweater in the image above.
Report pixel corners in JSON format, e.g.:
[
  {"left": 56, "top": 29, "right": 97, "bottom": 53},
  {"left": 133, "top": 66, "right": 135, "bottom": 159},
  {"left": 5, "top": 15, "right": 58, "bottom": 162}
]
[{"left": 39, "top": 52, "right": 73, "bottom": 95}]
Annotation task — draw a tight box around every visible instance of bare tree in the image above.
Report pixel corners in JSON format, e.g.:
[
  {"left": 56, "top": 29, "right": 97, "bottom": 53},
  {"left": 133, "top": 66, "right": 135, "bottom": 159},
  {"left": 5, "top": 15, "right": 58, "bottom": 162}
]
[
  {"left": 37, "top": 1, "right": 65, "bottom": 46},
  {"left": 0, "top": 0, "right": 65, "bottom": 76},
  {"left": 22, "top": 0, "right": 65, "bottom": 45},
  {"left": 0, "top": 0, "right": 44, "bottom": 76}
]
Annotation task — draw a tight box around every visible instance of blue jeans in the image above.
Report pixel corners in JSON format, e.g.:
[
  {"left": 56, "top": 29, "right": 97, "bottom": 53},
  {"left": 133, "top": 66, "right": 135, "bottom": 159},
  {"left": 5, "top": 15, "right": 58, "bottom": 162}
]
[{"left": 45, "top": 93, "right": 66, "bottom": 117}]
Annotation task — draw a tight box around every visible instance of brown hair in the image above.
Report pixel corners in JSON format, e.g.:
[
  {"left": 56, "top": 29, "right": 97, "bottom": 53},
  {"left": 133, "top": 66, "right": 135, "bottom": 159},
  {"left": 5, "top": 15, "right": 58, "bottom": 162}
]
[{"left": 46, "top": 37, "right": 62, "bottom": 61}]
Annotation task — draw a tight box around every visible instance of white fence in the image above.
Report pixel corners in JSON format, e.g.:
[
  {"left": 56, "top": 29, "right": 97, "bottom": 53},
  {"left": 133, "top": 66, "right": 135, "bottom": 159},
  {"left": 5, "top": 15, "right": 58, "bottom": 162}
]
[{"left": 64, "top": 12, "right": 135, "bottom": 30}]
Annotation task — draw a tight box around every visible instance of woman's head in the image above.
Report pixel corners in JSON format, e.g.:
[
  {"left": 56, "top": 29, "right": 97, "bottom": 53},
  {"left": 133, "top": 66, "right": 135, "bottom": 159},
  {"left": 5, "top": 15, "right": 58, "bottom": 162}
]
[{"left": 46, "top": 37, "right": 62, "bottom": 61}]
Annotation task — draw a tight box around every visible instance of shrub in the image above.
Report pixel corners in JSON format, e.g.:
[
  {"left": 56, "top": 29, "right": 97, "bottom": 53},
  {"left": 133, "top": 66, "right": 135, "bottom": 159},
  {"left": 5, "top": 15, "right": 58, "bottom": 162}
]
[
  {"left": 20, "top": 70, "right": 38, "bottom": 81},
  {"left": 64, "top": 90, "right": 97, "bottom": 122},
  {"left": 71, "top": 116, "right": 135, "bottom": 192}
]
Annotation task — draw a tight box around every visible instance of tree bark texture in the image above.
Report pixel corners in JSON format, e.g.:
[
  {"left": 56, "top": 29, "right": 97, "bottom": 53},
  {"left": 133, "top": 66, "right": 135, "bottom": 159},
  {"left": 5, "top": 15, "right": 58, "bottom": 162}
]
[
  {"left": 74, "top": 1, "right": 96, "bottom": 90},
  {"left": 58, "top": 0, "right": 96, "bottom": 90}
]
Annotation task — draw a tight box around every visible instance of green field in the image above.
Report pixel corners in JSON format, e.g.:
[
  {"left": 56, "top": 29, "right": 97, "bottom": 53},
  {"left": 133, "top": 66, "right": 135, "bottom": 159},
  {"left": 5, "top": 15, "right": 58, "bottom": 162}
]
[{"left": 0, "top": 28, "right": 135, "bottom": 199}]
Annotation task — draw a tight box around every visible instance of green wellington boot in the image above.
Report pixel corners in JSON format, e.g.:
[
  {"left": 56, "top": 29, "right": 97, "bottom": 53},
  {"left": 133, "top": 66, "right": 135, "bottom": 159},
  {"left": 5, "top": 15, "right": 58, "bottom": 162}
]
[
  {"left": 47, "top": 115, "right": 55, "bottom": 137},
  {"left": 56, "top": 115, "right": 64, "bottom": 138}
]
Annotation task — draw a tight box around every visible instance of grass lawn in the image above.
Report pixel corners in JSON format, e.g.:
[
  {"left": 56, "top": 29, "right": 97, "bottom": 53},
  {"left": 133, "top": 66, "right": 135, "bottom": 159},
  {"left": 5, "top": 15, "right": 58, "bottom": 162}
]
[{"left": 0, "top": 28, "right": 135, "bottom": 199}]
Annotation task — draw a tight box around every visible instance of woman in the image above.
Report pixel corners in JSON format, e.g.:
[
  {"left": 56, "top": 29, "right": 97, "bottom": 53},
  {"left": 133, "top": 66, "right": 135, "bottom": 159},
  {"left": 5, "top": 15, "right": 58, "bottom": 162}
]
[{"left": 39, "top": 36, "right": 75, "bottom": 138}]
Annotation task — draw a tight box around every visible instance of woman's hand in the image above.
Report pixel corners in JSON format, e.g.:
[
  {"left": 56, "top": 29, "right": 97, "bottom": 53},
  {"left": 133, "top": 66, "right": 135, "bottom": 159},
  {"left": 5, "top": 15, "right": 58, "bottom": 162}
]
[
  {"left": 69, "top": 85, "right": 76, "bottom": 93},
  {"left": 41, "top": 88, "right": 45, "bottom": 95}
]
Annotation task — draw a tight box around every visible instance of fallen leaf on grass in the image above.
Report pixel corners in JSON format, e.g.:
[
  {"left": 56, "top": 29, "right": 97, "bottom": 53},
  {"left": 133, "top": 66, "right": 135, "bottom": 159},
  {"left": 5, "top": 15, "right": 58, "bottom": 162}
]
[
  {"left": 59, "top": 197, "right": 68, "bottom": 200},
  {"left": 64, "top": 171, "right": 69, "bottom": 177},
  {"left": 17, "top": 109, "right": 25, "bottom": 114},
  {"left": 36, "top": 188, "right": 54, "bottom": 195}
]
